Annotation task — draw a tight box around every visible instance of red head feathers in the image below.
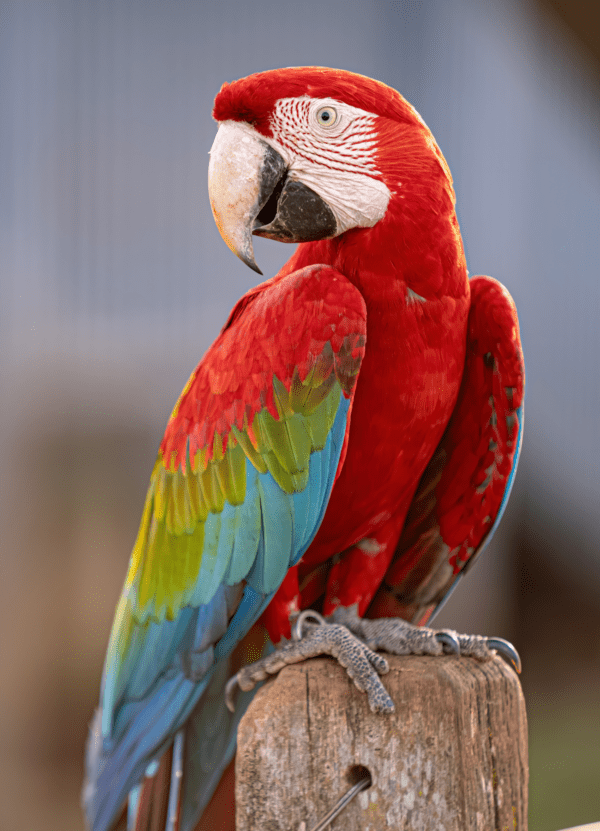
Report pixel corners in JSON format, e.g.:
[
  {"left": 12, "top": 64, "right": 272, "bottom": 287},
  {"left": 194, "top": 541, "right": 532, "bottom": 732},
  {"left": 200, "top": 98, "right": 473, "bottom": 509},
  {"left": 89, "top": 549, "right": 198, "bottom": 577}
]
[{"left": 213, "top": 66, "right": 424, "bottom": 137}]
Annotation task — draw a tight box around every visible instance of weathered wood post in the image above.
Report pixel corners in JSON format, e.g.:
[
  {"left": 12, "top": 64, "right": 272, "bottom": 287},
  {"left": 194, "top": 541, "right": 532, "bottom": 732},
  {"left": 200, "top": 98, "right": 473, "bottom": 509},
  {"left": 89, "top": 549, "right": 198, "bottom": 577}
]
[{"left": 235, "top": 655, "right": 528, "bottom": 830}]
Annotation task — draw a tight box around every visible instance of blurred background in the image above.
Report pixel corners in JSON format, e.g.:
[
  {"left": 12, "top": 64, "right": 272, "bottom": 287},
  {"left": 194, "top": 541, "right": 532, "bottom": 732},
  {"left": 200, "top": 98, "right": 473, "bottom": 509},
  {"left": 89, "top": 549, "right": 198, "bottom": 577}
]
[{"left": 1, "top": 0, "right": 599, "bottom": 829}]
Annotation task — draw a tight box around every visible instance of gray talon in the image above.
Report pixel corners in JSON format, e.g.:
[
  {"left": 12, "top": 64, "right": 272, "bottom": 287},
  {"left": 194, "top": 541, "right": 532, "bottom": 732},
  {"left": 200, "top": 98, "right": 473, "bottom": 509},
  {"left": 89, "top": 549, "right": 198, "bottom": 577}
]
[
  {"left": 292, "top": 608, "right": 326, "bottom": 641},
  {"left": 486, "top": 637, "right": 522, "bottom": 673},
  {"left": 435, "top": 630, "right": 460, "bottom": 655},
  {"left": 223, "top": 606, "right": 520, "bottom": 716},
  {"left": 225, "top": 672, "right": 241, "bottom": 713}
]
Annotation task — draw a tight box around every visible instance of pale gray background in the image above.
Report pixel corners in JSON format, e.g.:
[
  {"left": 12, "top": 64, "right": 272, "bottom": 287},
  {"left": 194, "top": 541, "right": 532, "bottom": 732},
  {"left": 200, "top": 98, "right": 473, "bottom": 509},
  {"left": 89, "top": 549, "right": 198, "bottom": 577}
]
[{"left": 1, "top": 1, "right": 599, "bottom": 829}]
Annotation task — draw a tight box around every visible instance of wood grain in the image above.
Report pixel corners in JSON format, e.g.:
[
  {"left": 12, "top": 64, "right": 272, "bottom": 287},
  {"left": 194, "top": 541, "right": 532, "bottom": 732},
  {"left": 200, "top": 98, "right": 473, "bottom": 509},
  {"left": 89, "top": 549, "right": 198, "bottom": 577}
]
[{"left": 235, "top": 655, "right": 528, "bottom": 830}]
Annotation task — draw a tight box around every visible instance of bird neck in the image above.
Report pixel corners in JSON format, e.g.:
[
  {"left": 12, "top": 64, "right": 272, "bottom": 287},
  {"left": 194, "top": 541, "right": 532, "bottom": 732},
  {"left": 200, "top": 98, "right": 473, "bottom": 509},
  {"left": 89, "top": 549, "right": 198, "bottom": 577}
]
[
  {"left": 285, "top": 113, "right": 466, "bottom": 303},
  {"left": 287, "top": 192, "right": 468, "bottom": 310}
]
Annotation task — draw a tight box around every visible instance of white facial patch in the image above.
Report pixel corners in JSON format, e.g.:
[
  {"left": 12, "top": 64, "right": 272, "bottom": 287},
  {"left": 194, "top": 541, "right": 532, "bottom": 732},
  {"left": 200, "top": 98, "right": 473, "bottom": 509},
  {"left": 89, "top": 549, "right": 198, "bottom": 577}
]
[{"left": 266, "top": 96, "right": 391, "bottom": 235}]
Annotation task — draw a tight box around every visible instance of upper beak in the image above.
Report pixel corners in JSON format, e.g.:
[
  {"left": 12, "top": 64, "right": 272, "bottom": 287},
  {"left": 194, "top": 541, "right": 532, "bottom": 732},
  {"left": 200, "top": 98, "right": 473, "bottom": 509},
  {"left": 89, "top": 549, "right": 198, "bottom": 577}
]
[
  {"left": 209, "top": 121, "right": 338, "bottom": 273},
  {"left": 208, "top": 121, "right": 287, "bottom": 274}
]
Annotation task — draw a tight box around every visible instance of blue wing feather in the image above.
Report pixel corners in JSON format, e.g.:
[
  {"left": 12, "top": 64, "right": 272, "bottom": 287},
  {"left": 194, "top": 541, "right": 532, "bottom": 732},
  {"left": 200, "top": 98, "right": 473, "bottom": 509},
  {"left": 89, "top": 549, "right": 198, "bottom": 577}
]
[
  {"left": 85, "top": 393, "right": 352, "bottom": 831},
  {"left": 246, "top": 474, "right": 294, "bottom": 594},
  {"left": 85, "top": 264, "right": 367, "bottom": 831},
  {"left": 222, "top": 465, "right": 262, "bottom": 585}
]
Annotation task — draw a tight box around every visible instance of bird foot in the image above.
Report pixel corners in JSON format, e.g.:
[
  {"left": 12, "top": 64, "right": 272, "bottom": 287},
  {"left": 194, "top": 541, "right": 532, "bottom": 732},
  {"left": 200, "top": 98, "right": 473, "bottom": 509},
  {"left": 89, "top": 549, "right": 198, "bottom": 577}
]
[
  {"left": 331, "top": 605, "right": 521, "bottom": 673},
  {"left": 225, "top": 609, "right": 394, "bottom": 713},
  {"left": 225, "top": 607, "right": 521, "bottom": 716}
]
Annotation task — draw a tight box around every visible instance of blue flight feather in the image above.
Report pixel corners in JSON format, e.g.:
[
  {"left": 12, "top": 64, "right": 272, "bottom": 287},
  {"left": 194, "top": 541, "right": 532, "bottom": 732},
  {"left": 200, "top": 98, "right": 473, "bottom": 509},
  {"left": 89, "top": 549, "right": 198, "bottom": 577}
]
[{"left": 84, "top": 395, "right": 351, "bottom": 831}]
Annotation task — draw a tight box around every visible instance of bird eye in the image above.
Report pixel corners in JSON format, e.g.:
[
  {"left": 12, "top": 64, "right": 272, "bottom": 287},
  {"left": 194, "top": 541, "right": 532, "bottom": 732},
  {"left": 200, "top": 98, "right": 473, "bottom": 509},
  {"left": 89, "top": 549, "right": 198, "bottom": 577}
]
[{"left": 316, "top": 106, "right": 338, "bottom": 128}]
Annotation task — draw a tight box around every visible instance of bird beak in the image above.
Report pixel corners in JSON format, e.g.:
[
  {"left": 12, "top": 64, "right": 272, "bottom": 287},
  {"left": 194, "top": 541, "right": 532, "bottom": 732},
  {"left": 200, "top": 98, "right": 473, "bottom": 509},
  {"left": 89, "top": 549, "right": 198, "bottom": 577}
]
[
  {"left": 208, "top": 121, "right": 286, "bottom": 274},
  {"left": 209, "top": 121, "right": 338, "bottom": 274}
]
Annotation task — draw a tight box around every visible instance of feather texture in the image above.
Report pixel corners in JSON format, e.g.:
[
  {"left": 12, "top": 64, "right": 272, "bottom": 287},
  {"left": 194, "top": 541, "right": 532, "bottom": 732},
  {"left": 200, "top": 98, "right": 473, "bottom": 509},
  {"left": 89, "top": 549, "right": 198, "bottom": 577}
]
[
  {"left": 368, "top": 275, "right": 525, "bottom": 624},
  {"left": 84, "top": 264, "right": 366, "bottom": 831},
  {"left": 85, "top": 67, "right": 524, "bottom": 831}
]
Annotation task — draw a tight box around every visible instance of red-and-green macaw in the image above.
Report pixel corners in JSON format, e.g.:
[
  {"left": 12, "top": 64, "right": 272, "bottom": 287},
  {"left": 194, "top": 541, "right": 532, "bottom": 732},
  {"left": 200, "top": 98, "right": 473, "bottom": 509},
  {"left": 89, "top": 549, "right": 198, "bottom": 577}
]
[{"left": 84, "top": 67, "right": 524, "bottom": 831}]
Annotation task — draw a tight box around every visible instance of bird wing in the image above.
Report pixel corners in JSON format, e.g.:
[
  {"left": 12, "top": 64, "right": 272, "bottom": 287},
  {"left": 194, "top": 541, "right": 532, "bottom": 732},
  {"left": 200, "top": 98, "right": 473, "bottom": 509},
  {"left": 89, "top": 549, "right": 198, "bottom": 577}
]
[
  {"left": 370, "top": 275, "right": 524, "bottom": 624},
  {"left": 84, "top": 263, "right": 366, "bottom": 831}
]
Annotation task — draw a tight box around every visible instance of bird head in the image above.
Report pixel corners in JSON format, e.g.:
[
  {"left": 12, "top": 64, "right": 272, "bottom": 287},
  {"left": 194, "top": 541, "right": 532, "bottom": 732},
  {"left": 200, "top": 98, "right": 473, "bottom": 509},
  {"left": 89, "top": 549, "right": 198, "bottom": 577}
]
[{"left": 209, "top": 67, "right": 455, "bottom": 274}]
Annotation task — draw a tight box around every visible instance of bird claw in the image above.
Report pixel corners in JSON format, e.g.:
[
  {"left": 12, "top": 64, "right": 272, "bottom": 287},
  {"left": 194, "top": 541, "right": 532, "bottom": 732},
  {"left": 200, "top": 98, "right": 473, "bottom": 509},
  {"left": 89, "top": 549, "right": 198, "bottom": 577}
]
[
  {"left": 435, "top": 630, "right": 460, "bottom": 654},
  {"left": 486, "top": 637, "right": 522, "bottom": 673},
  {"left": 330, "top": 605, "right": 521, "bottom": 672},
  {"left": 292, "top": 608, "right": 327, "bottom": 641},
  {"left": 226, "top": 610, "right": 394, "bottom": 714},
  {"left": 224, "top": 672, "right": 242, "bottom": 713},
  {"left": 224, "top": 608, "right": 522, "bottom": 716}
]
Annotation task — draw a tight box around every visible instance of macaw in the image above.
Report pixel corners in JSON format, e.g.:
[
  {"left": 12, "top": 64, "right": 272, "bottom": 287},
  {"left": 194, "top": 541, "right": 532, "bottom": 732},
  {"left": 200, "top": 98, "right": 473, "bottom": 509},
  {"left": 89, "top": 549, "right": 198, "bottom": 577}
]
[{"left": 84, "top": 67, "right": 524, "bottom": 831}]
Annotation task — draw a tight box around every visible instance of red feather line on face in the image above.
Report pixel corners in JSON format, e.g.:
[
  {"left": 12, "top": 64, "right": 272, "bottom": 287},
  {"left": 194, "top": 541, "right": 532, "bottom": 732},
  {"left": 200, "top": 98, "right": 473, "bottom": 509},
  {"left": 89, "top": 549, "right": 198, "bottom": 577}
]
[{"left": 269, "top": 98, "right": 380, "bottom": 176}]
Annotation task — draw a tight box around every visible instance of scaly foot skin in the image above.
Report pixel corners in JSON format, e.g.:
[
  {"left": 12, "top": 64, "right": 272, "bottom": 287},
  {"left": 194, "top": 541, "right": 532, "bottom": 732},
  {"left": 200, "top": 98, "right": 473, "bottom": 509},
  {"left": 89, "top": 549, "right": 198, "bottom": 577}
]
[
  {"left": 331, "top": 604, "right": 522, "bottom": 673},
  {"left": 226, "top": 612, "right": 394, "bottom": 713},
  {"left": 225, "top": 607, "right": 521, "bottom": 715}
]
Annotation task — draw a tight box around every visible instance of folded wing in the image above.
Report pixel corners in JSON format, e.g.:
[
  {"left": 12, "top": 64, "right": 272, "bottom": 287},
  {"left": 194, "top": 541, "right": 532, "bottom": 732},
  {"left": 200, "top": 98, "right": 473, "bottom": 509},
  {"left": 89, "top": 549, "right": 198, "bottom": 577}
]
[
  {"left": 369, "top": 275, "right": 524, "bottom": 624},
  {"left": 84, "top": 264, "right": 366, "bottom": 831}
]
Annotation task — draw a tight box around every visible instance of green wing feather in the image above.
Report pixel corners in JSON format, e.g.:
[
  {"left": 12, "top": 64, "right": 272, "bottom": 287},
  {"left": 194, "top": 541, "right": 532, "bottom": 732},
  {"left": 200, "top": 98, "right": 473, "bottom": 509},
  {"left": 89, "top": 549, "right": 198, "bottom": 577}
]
[{"left": 125, "top": 357, "right": 345, "bottom": 623}]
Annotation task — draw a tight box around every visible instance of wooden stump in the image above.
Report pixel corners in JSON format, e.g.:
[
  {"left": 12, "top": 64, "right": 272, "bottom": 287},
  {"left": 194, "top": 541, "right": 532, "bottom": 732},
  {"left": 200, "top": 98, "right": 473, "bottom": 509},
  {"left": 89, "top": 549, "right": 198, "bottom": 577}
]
[{"left": 235, "top": 655, "right": 528, "bottom": 830}]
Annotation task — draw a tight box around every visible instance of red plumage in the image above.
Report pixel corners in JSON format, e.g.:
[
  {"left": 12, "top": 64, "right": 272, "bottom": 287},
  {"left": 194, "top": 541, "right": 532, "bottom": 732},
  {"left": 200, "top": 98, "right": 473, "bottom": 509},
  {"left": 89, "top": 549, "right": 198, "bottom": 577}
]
[
  {"left": 160, "top": 265, "right": 366, "bottom": 472},
  {"left": 90, "top": 67, "right": 524, "bottom": 831},
  {"left": 211, "top": 68, "right": 522, "bottom": 644},
  {"left": 213, "top": 67, "right": 474, "bottom": 642}
]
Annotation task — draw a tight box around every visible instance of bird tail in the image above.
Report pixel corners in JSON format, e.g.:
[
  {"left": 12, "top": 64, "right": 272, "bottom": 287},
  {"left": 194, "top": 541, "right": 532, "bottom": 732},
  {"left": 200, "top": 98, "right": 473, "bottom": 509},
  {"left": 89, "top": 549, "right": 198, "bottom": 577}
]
[
  {"left": 177, "top": 654, "right": 257, "bottom": 831},
  {"left": 126, "top": 736, "right": 180, "bottom": 831},
  {"left": 86, "top": 648, "right": 264, "bottom": 831},
  {"left": 83, "top": 666, "right": 205, "bottom": 831}
]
